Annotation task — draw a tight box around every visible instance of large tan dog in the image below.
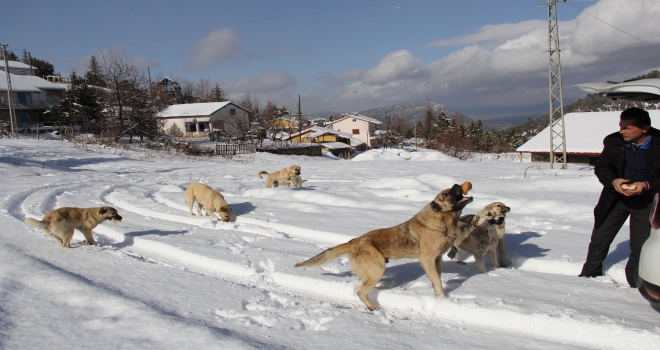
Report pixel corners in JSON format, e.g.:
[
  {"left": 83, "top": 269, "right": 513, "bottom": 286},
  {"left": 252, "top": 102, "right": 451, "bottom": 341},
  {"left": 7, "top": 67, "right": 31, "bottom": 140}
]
[
  {"left": 447, "top": 209, "right": 503, "bottom": 273},
  {"left": 185, "top": 183, "right": 232, "bottom": 222},
  {"left": 258, "top": 165, "right": 301, "bottom": 188},
  {"left": 24, "top": 206, "right": 122, "bottom": 248},
  {"left": 483, "top": 202, "right": 511, "bottom": 266},
  {"left": 295, "top": 182, "right": 473, "bottom": 310}
]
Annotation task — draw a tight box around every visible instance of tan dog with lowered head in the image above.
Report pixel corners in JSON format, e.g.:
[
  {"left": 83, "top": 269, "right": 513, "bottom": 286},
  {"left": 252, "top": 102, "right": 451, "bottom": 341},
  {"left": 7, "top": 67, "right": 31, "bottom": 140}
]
[
  {"left": 185, "top": 183, "right": 232, "bottom": 222},
  {"left": 483, "top": 202, "right": 511, "bottom": 266},
  {"left": 295, "top": 182, "right": 473, "bottom": 310},
  {"left": 258, "top": 165, "right": 301, "bottom": 188},
  {"left": 447, "top": 209, "right": 502, "bottom": 273},
  {"left": 25, "top": 206, "right": 122, "bottom": 248}
]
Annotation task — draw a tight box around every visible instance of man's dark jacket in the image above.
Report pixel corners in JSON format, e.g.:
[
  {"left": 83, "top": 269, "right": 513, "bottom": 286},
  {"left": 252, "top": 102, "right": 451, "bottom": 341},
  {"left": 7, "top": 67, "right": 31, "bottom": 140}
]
[{"left": 593, "top": 127, "right": 660, "bottom": 228}]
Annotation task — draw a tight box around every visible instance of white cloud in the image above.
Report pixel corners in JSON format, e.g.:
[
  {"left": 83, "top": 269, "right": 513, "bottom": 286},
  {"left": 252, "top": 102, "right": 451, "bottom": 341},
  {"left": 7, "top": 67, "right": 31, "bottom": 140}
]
[
  {"left": 363, "top": 50, "right": 422, "bottom": 85},
  {"left": 332, "top": 1, "right": 660, "bottom": 112},
  {"left": 427, "top": 20, "right": 545, "bottom": 49},
  {"left": 186, "top": 28, "right": 242, "bottom": 71}
]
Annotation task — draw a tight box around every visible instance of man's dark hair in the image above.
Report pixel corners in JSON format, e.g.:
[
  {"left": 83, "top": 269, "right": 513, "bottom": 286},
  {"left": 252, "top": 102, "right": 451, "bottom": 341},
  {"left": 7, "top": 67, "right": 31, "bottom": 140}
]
[{"left": 620, "top": 107, "right": 651, "bottom": 127}]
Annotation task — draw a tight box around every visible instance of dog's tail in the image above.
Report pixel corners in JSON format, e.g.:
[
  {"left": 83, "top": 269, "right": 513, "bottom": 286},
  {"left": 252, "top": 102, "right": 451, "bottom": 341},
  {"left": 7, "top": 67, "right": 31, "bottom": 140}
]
[
  {"left": 295, "top": 242, "right": 351, "bottom": 268},
  {"left": 257, "top": 170, "right": 269, "bottom": 179},
  {"left": 25, "top": 217, "right": 48, "bottom": 228}
]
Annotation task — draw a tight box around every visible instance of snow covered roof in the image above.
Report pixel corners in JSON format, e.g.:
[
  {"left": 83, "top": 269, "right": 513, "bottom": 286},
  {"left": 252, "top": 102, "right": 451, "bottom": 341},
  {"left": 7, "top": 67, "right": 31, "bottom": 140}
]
[
  {"left": 156, "top": 102, "right": 233, "bottom": 118},
  {"left": 0, "top": 73, "right": 65, "bottom": 92},
  {"left": 319, "top": 141, "right": 352, "bottom": 149},
  {"left": 290, "top": 126, "right": 352, "bottom": 139},
  {"left": 350, "top": 138, "right": 366, "bottom": 147},
  {"left": 575, "top": 79, "right": 660, "bottom": 102},
  {"left": 0, "top": 60, "right": 34, "bottom": 70},
  {"left": 330, "top": 112, "right": 382, "bottom": 125},
  {"left": 516, "top": 110, "right": 660, "bottom": 154}
]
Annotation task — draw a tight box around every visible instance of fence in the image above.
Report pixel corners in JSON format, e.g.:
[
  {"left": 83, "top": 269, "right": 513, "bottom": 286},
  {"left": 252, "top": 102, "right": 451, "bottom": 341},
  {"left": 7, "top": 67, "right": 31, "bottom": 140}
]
[
  {"left": 215, "top": 143, "right": 257, "bottom": 155},
  {"left": 256, "top": 142, "right": 322, "bottom": 157}
]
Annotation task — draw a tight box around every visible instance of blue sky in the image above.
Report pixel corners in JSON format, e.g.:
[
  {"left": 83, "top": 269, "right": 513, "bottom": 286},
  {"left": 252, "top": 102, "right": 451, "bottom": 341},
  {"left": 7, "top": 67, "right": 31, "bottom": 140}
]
[{"left": 4, "top": 0, "right": 660, "bottom": 119}]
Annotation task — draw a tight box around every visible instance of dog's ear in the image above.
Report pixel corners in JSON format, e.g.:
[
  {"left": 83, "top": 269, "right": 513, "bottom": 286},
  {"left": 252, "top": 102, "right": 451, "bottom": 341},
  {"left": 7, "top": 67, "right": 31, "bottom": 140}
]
[
  {"left": 430, "top": 200, "right": 441, "bottom": 212},
  {"left": 99, "top": 207, "right": 108, "bottom": 215}
]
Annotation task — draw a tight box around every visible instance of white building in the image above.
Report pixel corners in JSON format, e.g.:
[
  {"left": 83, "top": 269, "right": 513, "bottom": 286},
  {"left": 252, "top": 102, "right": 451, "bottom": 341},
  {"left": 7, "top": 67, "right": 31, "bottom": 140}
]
[
  {"left": 0, "top": 64, "right": 66, "bottom": 125},
  {"left": 328, "top": 112, "right": 382, "bottom": 148},
  {"left": 156, "top": 101, "right": 251, "bottom": 138}
]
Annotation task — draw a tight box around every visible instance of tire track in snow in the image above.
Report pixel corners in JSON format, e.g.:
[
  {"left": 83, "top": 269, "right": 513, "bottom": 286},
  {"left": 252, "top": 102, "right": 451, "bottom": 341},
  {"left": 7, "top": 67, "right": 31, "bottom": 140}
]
[{"left": 272, "top": 273, "right": 659, "bottom": 349}]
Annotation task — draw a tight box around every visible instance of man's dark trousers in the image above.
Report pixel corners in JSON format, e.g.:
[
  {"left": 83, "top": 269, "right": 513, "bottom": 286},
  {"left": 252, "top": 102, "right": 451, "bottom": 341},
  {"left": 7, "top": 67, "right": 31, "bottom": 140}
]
[{"left": 580, "top": 198, "right": 651, "bottom": 287}]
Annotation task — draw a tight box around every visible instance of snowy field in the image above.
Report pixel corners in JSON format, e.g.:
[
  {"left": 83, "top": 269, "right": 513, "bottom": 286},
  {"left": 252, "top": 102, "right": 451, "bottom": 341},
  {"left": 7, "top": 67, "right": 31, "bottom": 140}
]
[{"left": 1, "top": 138, "right": 659, "bottom": 349}]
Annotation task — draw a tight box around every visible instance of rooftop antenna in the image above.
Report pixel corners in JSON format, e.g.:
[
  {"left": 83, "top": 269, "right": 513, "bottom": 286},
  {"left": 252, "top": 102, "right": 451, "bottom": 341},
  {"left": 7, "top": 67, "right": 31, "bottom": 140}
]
[{"left": 538, "top": 0, "right": 567, "bottom": 169}]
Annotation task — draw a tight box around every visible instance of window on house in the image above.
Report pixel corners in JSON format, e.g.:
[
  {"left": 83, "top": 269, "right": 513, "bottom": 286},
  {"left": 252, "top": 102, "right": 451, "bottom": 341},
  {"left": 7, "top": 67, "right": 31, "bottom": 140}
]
[
  {"left": 230, "top": 108, "right": 236, "bottom": 115},
  {"left": 352, "top": 129, "right": 360, "bottom": 135},
  {"left": 352, "top": 118, "right": 357, "bottom": 122},
  {"left": 21, "top": 70, "right": 26, "bottom": 75},
  {"left": 46, "top": 95, "right": 54, "bottom": 103},
  {"left": 198, "top": 123, "right": 205, "bottom": 132},
  {"left": 189, "top": 124, "right": 197, "bottom": 132}
]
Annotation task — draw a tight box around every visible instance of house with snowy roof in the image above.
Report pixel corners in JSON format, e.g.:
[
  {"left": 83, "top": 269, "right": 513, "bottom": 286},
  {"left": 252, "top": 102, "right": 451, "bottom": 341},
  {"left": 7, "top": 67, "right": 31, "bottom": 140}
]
[
  {"left": 156, "top": 101, "right": 250, "bottom": 138},
  {"left": 0, "top": 60, "right": 36, "bottom": 76},
  {"left": 0, "top": 62, "right": 66, "bottom": 125},
  {"left": 286, "top": 126, "right": 354, "bottom": 158},
  {"left": 516, "top": 110, "right": 660, "bottom": 165},
  {"left": 329, "top": 112, "right": 382, "bottom": 148}
]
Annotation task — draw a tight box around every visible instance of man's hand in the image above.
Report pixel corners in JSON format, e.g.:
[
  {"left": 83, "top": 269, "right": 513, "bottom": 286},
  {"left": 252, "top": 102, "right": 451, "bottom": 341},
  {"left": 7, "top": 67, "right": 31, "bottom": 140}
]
[
  {"left": 613, "top": 178, "right": 628, "bottom": 195},
  {"left": 623, "top": 181, "right": 646, "bottom": 196},
  {"left": 613, "top": 178, "right": 645, "bottom": 196}
]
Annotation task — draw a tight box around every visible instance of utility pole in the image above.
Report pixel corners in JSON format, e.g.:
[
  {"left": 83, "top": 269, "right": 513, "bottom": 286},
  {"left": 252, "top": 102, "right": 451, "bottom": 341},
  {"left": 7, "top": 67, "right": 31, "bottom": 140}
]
[
  {"left": 297, "top": 95, "right": 302, "bottom": 133},
  {"left": 27, "top": 51, "right": 34, "bottom": 76},
  {"left": 1, "top": 44, "right": 17, "bottom": 138},
  {"left": 147, "top": 66, "right": 152, "bottom": 93},
  {"left": 539, "top": 0, "right": 567, "bottom": 169},
  {"left": 413, "top": 115, "right": 417, "bottom": 151}
]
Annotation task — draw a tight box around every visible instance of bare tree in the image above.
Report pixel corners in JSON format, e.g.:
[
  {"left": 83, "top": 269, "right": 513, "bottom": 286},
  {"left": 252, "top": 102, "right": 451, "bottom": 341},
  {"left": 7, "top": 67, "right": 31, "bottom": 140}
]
[
  {"left": 99, "top": 50, "right": 158, "bottom": 143},
  {"left": 195, "top": 77, "right": 211, "bottom": 101},
  {"left": 178, "top": 78, "right": 196, "bottom": 103}
]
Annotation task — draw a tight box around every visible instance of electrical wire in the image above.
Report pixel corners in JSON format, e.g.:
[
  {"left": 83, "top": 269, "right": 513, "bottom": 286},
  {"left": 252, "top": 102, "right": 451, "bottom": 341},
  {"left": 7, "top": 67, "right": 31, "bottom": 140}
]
[{"left": 566, "top": 1, "right": 660, "bottom": 49}]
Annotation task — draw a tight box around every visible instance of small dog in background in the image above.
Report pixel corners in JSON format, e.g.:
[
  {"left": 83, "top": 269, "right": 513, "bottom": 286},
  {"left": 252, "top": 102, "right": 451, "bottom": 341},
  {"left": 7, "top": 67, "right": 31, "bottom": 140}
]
[
  {"left": 483, "top": 202, "right": 511, "bottom": 266},
  {"left": 185, "top": 183, "right": 232, "bottom": 222},
  {"left": 258, "top": 165, "right": 301, "bottom": 188},
  {"left": 273, "top": 174, "right": 306, "bottom": 188},
  {"left": 25, "top": 206, "right": 122, "bottom": 248},
  {"left": 447, "top": 208, "right": 502, "bottom": 273}
]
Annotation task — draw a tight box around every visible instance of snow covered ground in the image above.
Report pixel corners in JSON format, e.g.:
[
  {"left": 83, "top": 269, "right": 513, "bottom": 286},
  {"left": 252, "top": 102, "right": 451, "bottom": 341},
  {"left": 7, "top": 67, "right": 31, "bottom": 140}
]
[{"left": 1, "top": 138, "right": 658, "bottom": 349}]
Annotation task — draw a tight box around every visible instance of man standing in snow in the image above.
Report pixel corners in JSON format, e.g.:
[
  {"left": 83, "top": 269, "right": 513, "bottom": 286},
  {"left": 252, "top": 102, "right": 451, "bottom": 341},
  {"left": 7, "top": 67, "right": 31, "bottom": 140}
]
[{"left": 580, "top": 107, "right": 660, "bottom": 288}]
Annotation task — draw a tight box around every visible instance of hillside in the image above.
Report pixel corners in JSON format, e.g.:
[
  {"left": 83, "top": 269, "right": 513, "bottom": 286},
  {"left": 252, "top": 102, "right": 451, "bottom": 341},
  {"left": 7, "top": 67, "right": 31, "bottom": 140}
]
[{"left": 357, "top": 101, "right": 471, "bottom": 126}]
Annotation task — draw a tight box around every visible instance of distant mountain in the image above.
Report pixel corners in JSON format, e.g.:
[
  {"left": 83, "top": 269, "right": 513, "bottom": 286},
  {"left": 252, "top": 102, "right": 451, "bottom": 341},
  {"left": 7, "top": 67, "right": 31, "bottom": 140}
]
[
  {"left": 356, "top": 101, "right": 471, "bottom": 126},
  {"left": 481, "top": 115, "right": 540, "bottom": 130}
]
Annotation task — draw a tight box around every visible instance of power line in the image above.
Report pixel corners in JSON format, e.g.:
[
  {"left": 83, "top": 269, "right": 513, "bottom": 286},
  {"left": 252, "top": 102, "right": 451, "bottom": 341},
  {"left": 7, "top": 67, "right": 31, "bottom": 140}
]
[{"left": 567, "top": 1, "right": 660, "bottom": 49}]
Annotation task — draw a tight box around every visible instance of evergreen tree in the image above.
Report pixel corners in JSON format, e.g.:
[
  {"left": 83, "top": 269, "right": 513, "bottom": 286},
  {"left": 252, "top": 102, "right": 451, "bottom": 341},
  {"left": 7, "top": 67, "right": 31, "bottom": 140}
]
[
  {"left": 21, "top": 48, "right": 29, "bottom": 64},
  {"left": 211, "top": 83, "right": 226, "bottom": 102},
  {"left": 1, "top": 49, "right": 18, "bottom": 61},
  {"left": 84, "top": 55, "right": 105, "bottom": 87},
  {"left": 29, "top": 57, "right": 55, "bottom": 77},
  {"left": 68, "top": 70, "right": 104, "bottom": 133}
]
